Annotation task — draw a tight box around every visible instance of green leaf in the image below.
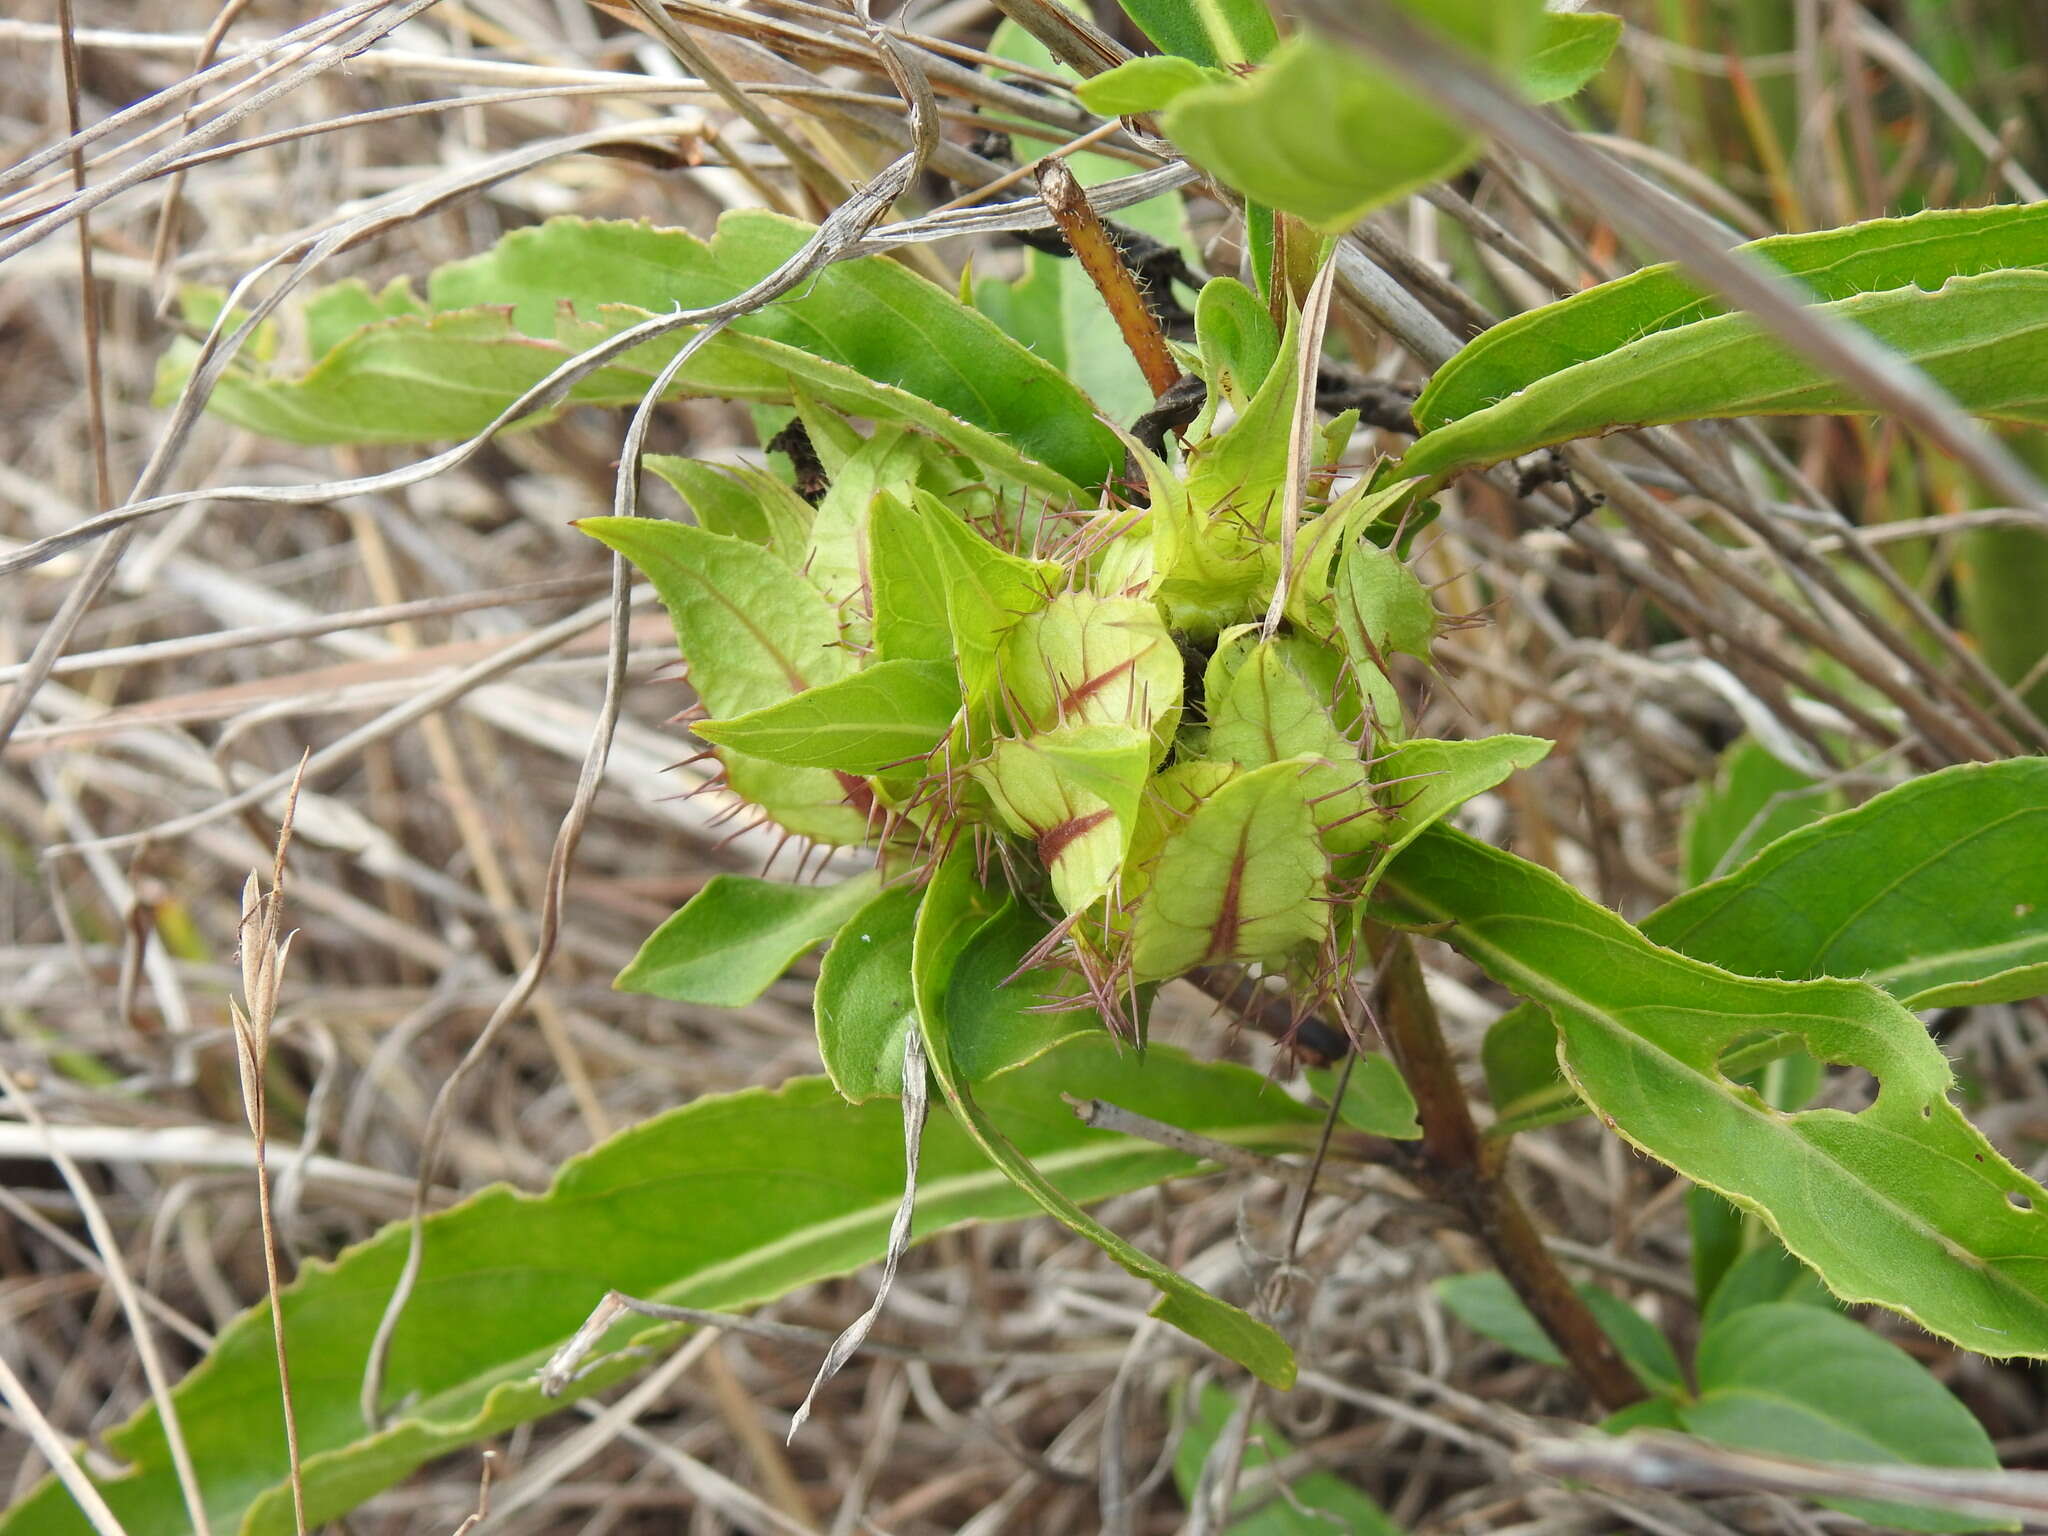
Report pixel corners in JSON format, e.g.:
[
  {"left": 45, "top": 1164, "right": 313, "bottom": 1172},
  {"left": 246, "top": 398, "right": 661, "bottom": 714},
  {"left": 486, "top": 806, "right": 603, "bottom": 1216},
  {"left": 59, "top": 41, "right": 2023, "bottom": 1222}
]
[
  {"left": 1434, "top": 1271, "right": 1682, "bottom": 1393},
  {"left": 171, "top": 213, "right": 1110, "bottom": 494},
  {"left": 914, "top": 846, "right": 1300, "bottom": 1386},
  {"left": 1960, "top": 526, "right": 2048, "bottom": 725},
  {"left": 1479, "top": 1002, "right": 1581, "bottom": 1135},
  {"left": 1418, "top": 202, "right": 2048, "bottom": 436},
  {"left": 1173, "top": 1384, "right": 1401, "bottom": 1535},
  {"left": 1372, "top": 735, "right": 1552, "bottom": 870},
  {"left": 998, "top": 591, "right": 1185, "bottom": 752},
  {"left": 1306, "top": 1055, "right": 1422, "bottom": 1140},
  {"left": 617, "top": 873, "right": 880, "bottom": 1007},
  {"left": 1682, "top": 1305, "right": 2007, "bottom": 1533},
  {"left": 1074, "top": 55, "right": 1220, "bottom": 115},
  {"left": 1407, "top": 202, "right": 2048, "bottom": 478},
  {"left": 1698, "top": 1242, "right": 1834, "bottom": 1333},
  {"left": 943, "top": 902, "right": 1104, "bottom": 1082},
  {"left": 799, "top": 425, "right": 930, "bottom": 617},
  {"left": 643, "top": 455, "right": 813, "bottom": 558},
  {"left": 1521, "top": 11, "right": 1623, "bottom": 104},
  {"left": 698, "top": 660, "right": 960, "bottom": 774},
  {"left": 1380, "top": 825, "right": 2048, "bottom": 1361},
  {"left": 1680, "top": 736, "right": 1836, "bottom": 887},
  {"left": 1207, "top": 638, "right": 1382, "bottom": 853},
  {"left": 820, "top": 887, "right": 1100, "bottom": 1103},
  {"left": 1116, "top": 0, "right": 1278, "bottom": 66},
  {"left": 1336, "top": 537, "right": 1439, "bottom": 670},
  {"left": 578, "top": 514, "right": 867, "bottom": 844},
  {"left": 1654, "top": 759, "right": 2048, "bottom": 1009},
  {"left": 580, "top": 517, "right": 847, "bottom": 714},
  {"left": 1486, "top": 759, "right": 2048, "bottom": 1132},
  {"left": 876, "top": 489, "right": 1059, "bottom": 702},
  {"left": 1162, "top": 4, "right": 1545, "bottom": 231},
  {"left": 1, "top": 1036, "right": 1326, "bottom": 1536},
  {"left": 972, "top": 725, "right": 1153, "bottom": 915},
  {"left": 1195, "top": 276, "right": 1282, "bottom": 408},
  {"left": 816, "top": 882, "right": 925, "bottom": 1102},
  {"left": 1131, "top": 759, "right": 1331, "bottom": 983}
]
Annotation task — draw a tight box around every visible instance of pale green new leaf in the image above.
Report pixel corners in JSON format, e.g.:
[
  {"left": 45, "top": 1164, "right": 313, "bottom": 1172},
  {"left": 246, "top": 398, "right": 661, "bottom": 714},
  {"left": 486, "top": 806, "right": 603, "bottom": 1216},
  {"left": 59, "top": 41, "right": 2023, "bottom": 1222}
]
[
  {"left": 1521, "top": 11, "right": 1624, "bottom": 104},
  {"left": 1074, "top": 55, "right": 1220, "bottom": 116},
  {"left": 914, "top": 847, "right": 1300, "bottom": 1387},
  {"left": 578, "top": 515, "right": 870, "bottom": 842},
  {"left": 1336, "top": 537, "right": 1439, "bottom": 670},
  {"left": 998, "top": 591, "right": 1184, "bottom": 753},
  {"left": 1131, "top": 760, "right": 1330, "bottom": 982},
  {"left": 697, "top": 660, "right": 960, "bottom": 774},
  {"left": 876, "top": 489, "right": 1058, "bottom": 701},
  {"left": 1162, "top": 4, "right": 1544, "bottom": 231},
  {"left": 618, "top": 872, "right": 879, "bottom": 1007},
  {"left": 576, "top": 517, "right": 848, "bottom": 714},
  {"left": 1682, "top": 1305, "right": 2006, "bottom": 1533},
  {"left": 1195, "top": 276, "right": 1281, "bottom": 408},
  {"left": 1, "top": 1037, "right": 1321, "bottom": 1536},
  {"left": 1372, "top": 735, "right": 1552, "bottom": 869},
  {"left": 1207, "top": 639, "right": 1382, "bottom": 853},
  {"left": 972, "top": 725, "right": 1152, "bottom": 915},
  {"left": 1381, "top": 825, "right": 2048, "bottom": 1360},
  {"left": 643, "top": 455, "right": 813, "bottom": 558},
  {"left": 801, "top": 425, "right": 929, "bottom": 616}
]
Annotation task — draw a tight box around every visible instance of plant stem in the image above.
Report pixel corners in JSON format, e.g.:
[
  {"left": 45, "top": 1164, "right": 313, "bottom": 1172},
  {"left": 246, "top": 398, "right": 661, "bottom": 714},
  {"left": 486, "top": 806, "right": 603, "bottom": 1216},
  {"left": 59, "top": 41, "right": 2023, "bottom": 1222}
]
[
  {"left": 1363, "top": 923, "right": 1646, "bottom": 1413},
  {"left": 1035, "top": 157, "right": 1183, "bottom": 398}
]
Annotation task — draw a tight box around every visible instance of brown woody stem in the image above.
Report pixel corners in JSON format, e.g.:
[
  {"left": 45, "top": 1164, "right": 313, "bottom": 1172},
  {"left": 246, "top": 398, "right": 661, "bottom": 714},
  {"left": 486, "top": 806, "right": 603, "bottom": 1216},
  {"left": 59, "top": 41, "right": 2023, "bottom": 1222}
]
[
  {"left": 1035, "top": 157, "right": 1183, "bottom": 399},
  {"left": 1363, "top": 923, "right": 1646, "bottom": 1413}
]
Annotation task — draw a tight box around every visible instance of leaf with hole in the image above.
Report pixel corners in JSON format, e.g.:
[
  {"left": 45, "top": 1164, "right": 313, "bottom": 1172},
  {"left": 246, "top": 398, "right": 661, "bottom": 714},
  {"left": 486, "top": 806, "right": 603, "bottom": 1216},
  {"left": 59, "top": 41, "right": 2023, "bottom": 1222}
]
[
  {"left": 1381, "top": 824, "right": 2048, "bottom": 1359},
  {"left": 1485, "top": 759, "right": 2048, "bottom": 1132}
]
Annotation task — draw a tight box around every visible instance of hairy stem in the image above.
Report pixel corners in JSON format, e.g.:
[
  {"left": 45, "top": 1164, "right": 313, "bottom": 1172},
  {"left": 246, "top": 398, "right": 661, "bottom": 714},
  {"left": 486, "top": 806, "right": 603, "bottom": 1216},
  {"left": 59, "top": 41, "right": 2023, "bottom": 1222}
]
[{"left": 1364, "top": 923, "right": 1646, "bottom": 1413}]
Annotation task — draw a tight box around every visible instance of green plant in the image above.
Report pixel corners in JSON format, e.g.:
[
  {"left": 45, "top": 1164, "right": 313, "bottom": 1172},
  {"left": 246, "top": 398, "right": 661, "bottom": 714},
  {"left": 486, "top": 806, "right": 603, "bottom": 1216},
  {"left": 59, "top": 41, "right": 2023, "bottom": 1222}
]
[{"left": 16, "top": 2, "right": 2048, "bottom": 1533}]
